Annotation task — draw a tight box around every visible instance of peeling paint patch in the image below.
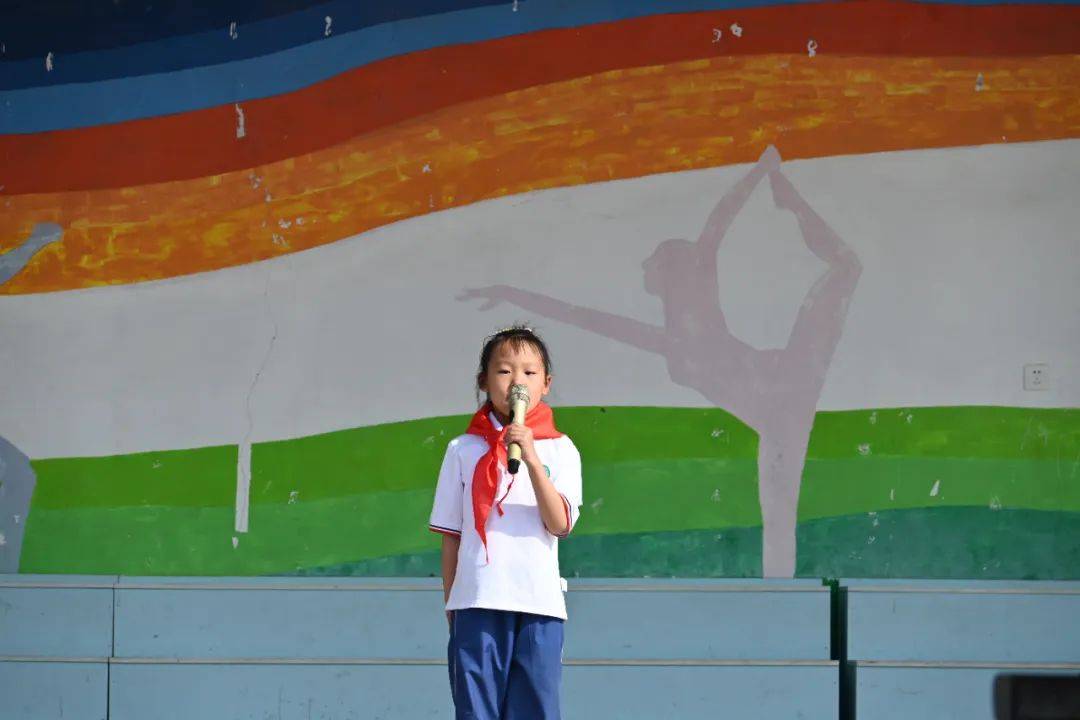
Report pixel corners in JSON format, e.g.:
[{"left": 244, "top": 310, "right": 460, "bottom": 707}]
[
  {"left": 235, "top": 104, "right": 246, "bottom": 139},
  {"left": 232, "top": 536, "right": 239, "bottom": 549},
  {"left": 869, "top": 411, "right": 877, "bottom": 425},
  {"left": 930, "top": 479, "right": 941, "bottom": 497},
  {"left": 45, "top": 52, "right": 54, "bottom": 71},
  {"left": 590, "top": 497, "right": 604, "bottom": 512},
  {"left": 857, "top": 443, "right": 871, "bottom": 456},
  {"left": 711, "top": 489, "right": 721, "bottom": 502},
  {"left": 990, "top": 495, "right": 1002, "bottom": 510},
  {"left": 288, "top": 490, "right": 299, "bottom": 505},
  {"left": 324, "top": 16, "right": 333, "bottom": 36},
  {"left": 730, "top": 23, "right": 743, "bottom": 37},
  {"left": 229, "top": 21, "right": 238, "bottom": 40},
  {"left": 807, "top": 39, "right": 818, "bottom": 57},
  {"left": 975, "top": 73, "right": 986, "bottom": 92}
]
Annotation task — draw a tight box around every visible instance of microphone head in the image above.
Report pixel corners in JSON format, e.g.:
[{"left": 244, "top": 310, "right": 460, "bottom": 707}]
[{"left": 508, "top": 384, "right": 530, "bottom": 406}]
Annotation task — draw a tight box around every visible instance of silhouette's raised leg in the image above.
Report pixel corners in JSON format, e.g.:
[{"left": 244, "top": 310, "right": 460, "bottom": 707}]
[
  {"left": 770, "top": 171, "right": 857, "bottom": 266},
  {"left": 0, "top": 223, "right": 63, "bottom": 287},
  {"left": 769, "top": 170, "right": 862, "bottom": 369}
]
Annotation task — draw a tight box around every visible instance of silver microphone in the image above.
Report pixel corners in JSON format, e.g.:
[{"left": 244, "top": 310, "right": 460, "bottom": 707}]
[{"left": 507, "top": 384, "right": 530, "bottom": 475}]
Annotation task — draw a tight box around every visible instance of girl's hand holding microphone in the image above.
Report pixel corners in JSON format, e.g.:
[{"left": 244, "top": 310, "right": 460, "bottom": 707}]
[{"left": 504, "top": 424, "right": 540, "bottom": 467}]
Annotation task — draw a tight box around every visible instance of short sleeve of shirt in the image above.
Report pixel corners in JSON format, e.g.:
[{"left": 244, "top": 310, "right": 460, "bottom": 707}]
[
  {"left": 552, "top": 436, "right": 583, "bottom": 536},
  {"left": 428, "top": 439, "right": 464, "bottom": 537}
]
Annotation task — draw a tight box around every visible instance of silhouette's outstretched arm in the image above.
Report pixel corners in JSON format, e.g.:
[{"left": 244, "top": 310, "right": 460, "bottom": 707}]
[
  {"left": 0, "top": 223, "right": 62, "bottom": 287},
  {"left": 459, "top": 286, "right": 667, "bottom": 355},
  {"left": 696, "top": 145, "right": 780, "bottom": 260}
]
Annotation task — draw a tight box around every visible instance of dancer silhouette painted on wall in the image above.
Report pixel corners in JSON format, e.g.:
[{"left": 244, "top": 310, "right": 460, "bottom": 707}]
[
  {"left": 0, "top": 223, "right": 61, "bottom": 571},
  {"left": 460, "top": 147, "right": 862, "bottom": 577}
]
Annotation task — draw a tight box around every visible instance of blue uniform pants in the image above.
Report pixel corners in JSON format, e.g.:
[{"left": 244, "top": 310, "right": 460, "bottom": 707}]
[{"left": 448, "top": 608, "right": 564, "bottom": 720}]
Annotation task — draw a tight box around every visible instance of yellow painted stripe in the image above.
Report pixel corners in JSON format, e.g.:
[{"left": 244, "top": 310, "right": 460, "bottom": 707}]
[{"left": 2, "top": 54, "right": 1077, "bottom": 294}]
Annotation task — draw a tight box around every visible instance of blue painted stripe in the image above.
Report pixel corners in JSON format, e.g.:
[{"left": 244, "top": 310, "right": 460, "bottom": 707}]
[
  {"left": 0, "top": 1, "right": 314, "bottom": 59},
  {"left": 0, "top": 0, "right": 822, "bottom": 135},
  {"left": 8, "top": 0, "right": 1080, "bottom": 92},
  {"left": 0, "top": 0, "right": 502, "bottom": 61},
  {"left": 0, "top": 0, "right": 505, "bottom": 91}
]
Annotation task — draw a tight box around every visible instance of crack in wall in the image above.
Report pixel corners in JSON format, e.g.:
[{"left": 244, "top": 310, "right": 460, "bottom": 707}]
[{"left": 235, "top": 269, "right": 280, "bottom": 535}]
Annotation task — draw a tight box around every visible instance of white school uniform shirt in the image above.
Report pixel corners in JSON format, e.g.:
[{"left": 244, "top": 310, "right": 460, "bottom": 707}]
[{"left": 428, "top": 412, "right": 583, "bottom": 620}]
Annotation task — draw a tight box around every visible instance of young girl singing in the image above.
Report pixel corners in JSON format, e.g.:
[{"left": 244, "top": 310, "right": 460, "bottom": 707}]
[{"left": 428, "top": 325, "right": 583, "bottom": 720}]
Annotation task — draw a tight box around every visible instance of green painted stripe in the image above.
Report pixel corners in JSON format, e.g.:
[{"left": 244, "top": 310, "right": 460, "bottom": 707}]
[
  {"left": 19, "top": 489, "right": 435, "bottom": 576},
  {"left": 808, "top": 406, "right": 1079, "bottom": 460},
  {"left": 18, "top": 460, "right": 757, "bottom": 576},
  {"left": 576, "top": 458, "right": 761, "bottom": 531},
  {"left": 250, "top": 416, "right": 466, "bottom": 503},
  {"left": 18, "top": 405, "right": 1078, "bottom": 575},
  {"left": 795, "top": 506, "right": 1080, "bottom": 580},
  {"left": 30, "top": 445, "right": 237, "bottom": 509},
  {"left": 29, "top": 405, "right": 1077, "bottom": 510},
  {"left": 250, "top": 406, "right": 758, "bottom": 504},
  {"left": 290, "top": 507, "right": 1080, "bottom": 581},
  {"left": 799, "top": 456, "right": 1080, "bottom": 519}
]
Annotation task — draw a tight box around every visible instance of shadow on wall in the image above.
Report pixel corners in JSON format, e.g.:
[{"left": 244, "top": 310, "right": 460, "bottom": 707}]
[{"left": 460, "top": 146, "right": 863, "bottom": 578}]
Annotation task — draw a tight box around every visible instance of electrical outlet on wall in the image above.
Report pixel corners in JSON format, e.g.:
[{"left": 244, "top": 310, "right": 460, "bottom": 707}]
[{"left": 1023, "top": 363, "right": 1050, "bottom": 391}]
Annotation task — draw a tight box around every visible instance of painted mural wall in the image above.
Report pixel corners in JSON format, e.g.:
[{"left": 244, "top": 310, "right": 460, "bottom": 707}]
[{"left": 1, "top": 0, "right": 1077, "bottom": 579}]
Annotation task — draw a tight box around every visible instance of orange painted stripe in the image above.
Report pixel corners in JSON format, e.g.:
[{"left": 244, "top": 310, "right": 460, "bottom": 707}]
[
  {"left": 2, "top": 0, "right": 1078, "bottom": 194},
  {"left": 2, "top": 53, "right": 1077, "bottom": 295}
]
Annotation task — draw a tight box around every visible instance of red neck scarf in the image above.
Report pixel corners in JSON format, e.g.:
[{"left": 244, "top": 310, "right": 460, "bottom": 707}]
[{"left": 466, "top": 401, "right": 562, "bottom": 562}]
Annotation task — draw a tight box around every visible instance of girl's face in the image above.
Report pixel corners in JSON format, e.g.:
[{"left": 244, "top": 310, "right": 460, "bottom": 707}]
[{"left": 479, "top": 341, "right": 551, "bottom": 419}]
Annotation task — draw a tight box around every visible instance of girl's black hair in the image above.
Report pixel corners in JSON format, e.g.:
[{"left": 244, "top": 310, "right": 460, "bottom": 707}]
[{"left": 476, "top": 324, "right": 553, "bottom": 401}]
